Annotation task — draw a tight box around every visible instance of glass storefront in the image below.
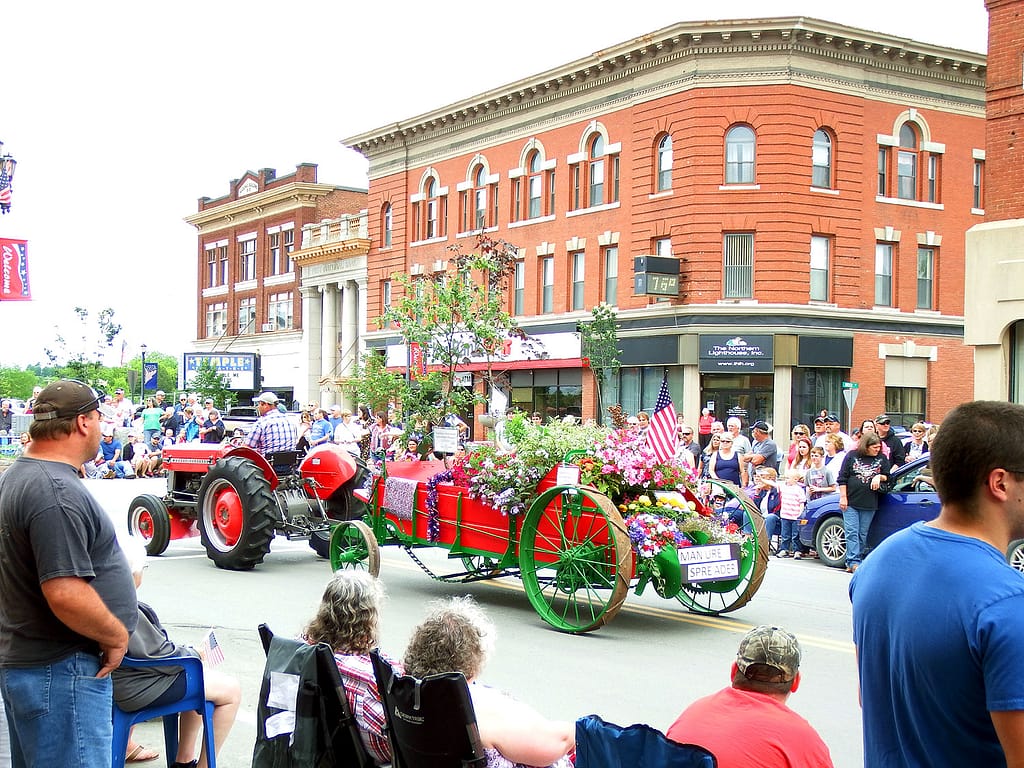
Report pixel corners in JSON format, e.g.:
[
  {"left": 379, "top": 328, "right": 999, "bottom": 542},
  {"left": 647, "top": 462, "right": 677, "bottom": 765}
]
[
  {"left": 790, "top": 368, "right": 846, "bottom": 430},
  {"left": 701, "top": 374, "right": 773, "bottom": 431},
  {"left": 511, "top": 369, "right": 582, "bottom": 420}
]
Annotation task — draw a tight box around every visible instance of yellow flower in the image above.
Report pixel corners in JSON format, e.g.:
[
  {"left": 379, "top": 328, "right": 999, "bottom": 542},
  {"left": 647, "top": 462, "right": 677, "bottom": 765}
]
[{"left": 638, "top": 495, "right": 652, "bottom": 506}]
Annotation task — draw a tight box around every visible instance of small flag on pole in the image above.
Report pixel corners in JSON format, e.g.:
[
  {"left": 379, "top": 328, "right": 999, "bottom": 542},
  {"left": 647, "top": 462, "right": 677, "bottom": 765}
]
[{"left": 647, "top": 378, "right": 679, "bottom": 463}]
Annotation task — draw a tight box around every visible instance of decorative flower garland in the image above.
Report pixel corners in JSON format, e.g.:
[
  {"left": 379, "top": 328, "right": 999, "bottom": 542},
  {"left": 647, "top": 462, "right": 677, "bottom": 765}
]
[{"left": 425, "top": 470, "right": 453, "bottom": 542}]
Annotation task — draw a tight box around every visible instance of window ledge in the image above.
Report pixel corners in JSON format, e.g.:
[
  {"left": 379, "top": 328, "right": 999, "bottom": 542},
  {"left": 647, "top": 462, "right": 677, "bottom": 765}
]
[
  {"left": 233, "top": 279, "right": 258, "bottom": 292},
  {"left": 264, "top": 273, "right": 295, "bottom": 287},
  {"left": 648, "top": 190, "right": 673, "bottom": 200},
  {"left": 566, "top": 201, "right": 621, "bottom": 217},
  {"left": 508, "top": 214, "right": 556, "bottom": 229},
  {"left": 717, "top": 298, "right": 758, "bottom": 305},
  {"left": 810, "top": 186, "right": 840, "bottom": 196},
  {"left": 972, "top": 207, "right": 985, "bottom": 216},
  {"left": 202, "top": 285, "right": 229, "bottom": 298},
  {"left": 871, "top": 305, "right": 901, "bottom": 314},
  {"left": 410, "top": 235, "right": 449, "bottom": 247},
  {"left": 455, "top": 226, "right": 499, "bottom": 239},
  {"left": 914, "top": 309, "right": 941, "bottom": 316},
  {"left": 808, "top": 300, "right": 838, "bottom": 307},
  {"left": 876, "top": 195, "right": 944, "bottom": 211},
  {"left": 719, "top": 184, "right": 760, "bottom": 191}
]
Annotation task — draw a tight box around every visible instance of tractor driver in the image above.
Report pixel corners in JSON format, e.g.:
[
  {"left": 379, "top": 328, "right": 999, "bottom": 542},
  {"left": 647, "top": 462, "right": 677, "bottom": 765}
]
[{"left": 246, "top": 392, "right": 298, "bottom": 459}]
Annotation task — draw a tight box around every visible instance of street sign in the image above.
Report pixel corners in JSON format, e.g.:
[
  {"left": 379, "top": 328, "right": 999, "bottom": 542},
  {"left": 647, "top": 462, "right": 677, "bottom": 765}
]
[
  {"left": 842, "top": 381, "right": 859, "bottom": 389},
  {"left": 842, "top": 382, "right": 859, "bottom": 414}
]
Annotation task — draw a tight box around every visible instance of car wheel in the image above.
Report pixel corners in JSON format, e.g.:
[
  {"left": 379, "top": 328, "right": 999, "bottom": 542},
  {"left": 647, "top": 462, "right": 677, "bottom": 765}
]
[
  {"left": 814, "top": 516, "right": 847, "bottom": 569},
  {"left": 1008, "top": 540, "right": 1024, "bottom": 574}
]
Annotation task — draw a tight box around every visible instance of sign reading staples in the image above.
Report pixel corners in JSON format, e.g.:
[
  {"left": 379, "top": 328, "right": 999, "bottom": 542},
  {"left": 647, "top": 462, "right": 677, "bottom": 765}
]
[
  {"left": 698, "top": 334, "right": 774, "bottom": 374},
  {"left": 679, "top": 543, "right": 742, "bottom": 583},
  {"left": 0, "top": 238, "right": 31, "bottom": 301},
  {"left": 183, "top": 353, "right": 258, "bottom": 390}
]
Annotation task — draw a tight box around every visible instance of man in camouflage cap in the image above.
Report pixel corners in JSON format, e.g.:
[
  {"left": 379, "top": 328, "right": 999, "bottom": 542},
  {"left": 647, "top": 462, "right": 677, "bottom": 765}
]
[{"left": 667, "top": 625, "right": 833, "bottom": 767}]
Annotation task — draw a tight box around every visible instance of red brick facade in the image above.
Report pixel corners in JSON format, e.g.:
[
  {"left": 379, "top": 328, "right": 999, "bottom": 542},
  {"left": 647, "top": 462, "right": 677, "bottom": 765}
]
[{"left": 347, "top": 18, "right": 986, "bottom": 435}]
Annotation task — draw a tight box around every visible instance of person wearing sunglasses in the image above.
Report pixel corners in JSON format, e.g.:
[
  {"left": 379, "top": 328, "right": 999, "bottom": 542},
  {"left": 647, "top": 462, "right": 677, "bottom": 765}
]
[
  {"left": 906, "top": 422, "right": 930, "bottom": 461},
  {"left": 0, "top": 380, "right": 138, "bottom": 768}
]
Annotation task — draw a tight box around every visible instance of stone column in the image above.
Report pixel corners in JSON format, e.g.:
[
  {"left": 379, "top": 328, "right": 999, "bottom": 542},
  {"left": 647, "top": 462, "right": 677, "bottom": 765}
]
[
  {"left": 354, "top": 277, "right": 367, "bottom": 371},
  {"left": 340, "top": 279, "right": 359, "bottom": 378},
  {"left": 321, "top": 283, "right": 339, "bottom": 384},
  {"left": 301, "top": 286, "right": 323, "bottom": 406}
]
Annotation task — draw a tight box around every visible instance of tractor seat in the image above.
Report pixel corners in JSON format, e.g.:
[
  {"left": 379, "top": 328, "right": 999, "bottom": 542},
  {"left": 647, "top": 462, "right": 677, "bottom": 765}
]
[{"left": 267, "top": 450, "right": 300, "bottom": 477}]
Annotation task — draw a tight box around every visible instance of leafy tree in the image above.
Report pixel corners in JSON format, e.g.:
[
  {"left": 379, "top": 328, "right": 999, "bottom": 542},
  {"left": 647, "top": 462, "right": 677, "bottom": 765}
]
[
  {"left": 188, "top": 358, "right": 235, "bottom": 410},
  {"left": 44, "top": 306, "right": 123, "bottom": 388},
  {"left": 377, "top": 235, "right": 543, "bottom": 431},
  {"left": 578, "top": 303, "right": 621, "bottom": 422},
  {"left": 0, "top": 367, "right": 41, "bottom": 399}
]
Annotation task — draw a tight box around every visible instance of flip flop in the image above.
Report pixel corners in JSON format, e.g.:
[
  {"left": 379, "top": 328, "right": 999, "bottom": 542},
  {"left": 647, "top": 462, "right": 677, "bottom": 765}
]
[{"left": 126, "top": 744, "right": 160, "bottom": 763}]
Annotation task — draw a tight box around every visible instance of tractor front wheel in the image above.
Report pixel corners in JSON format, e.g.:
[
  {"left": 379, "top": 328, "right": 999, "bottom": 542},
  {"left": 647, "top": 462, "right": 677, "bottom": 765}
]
[
  {"left": 197, "top": 456, "right": 278, "bottom": 570},
  {"left": 127, "top": 494, "right": 171, "bottom": 556}
]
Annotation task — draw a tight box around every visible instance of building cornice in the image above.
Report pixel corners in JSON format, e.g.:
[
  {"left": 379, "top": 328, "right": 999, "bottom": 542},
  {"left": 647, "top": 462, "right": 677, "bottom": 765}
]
[
  {"left": 342, "top": 16, "right": 986, "bottom": 160},
  {"left": 291, "top": 239, "right": 372, "bottom": 266},
  {"left": 183, "top": 182, "right": 340, "bottom": 233}
]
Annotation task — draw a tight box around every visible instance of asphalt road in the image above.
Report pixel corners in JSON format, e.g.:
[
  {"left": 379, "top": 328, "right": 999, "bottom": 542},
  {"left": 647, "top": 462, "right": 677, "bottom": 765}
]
[{"left": 86, "top": 477, "right": 863, "bottom": 768}]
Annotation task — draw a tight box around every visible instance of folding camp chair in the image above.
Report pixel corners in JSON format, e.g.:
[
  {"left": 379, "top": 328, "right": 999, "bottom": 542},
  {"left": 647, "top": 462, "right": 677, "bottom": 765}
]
[
  {"left": 252, "top": 624, "right": 373, "bottom": 768},
  {"left": 575, "top": 714, "right": 717, "bottom": 768},
  {"left": 370, "top": 649, "right": 487, "bottom": 768}
]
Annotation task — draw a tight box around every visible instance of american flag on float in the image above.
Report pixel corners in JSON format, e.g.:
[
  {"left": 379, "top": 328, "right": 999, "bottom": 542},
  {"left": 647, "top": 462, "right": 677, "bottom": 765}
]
[
  {"left": 647, "top": 378, "right": 679, "bottom": 463},
  {"left": 198, "top": 629, "right": 225, "bottom": 667},
  {"left": 0, "top": 166, "right": 11, "bottom": 213}
]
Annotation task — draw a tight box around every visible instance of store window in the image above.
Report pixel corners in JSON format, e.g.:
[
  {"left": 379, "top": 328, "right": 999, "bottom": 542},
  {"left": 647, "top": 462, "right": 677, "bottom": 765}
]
[
  {"left": 812, "top": 129, "right": 833, "bottom": 189},
  {"left": 510, "top": 369, "right": 583, "bottom": 420},
  {"left": 613, "top": 366, "right": 684, "bottom": 421},
  {"left": 725, "top": 125, "right": 755, "bottom": 184},
  {"left": 790, "top": 368, "right": 845, "bottom": 429},
  {"left": 656, "top": 134, "right": 673, "bottom": 192},
  {"left": 884, "top": 387, "right": 925, "bottom": 428}
]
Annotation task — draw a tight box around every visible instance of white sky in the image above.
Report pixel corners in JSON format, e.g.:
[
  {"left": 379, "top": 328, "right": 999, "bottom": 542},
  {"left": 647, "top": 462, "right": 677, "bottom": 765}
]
[{"left": 0, "top": 0, "right": 989, "bottom": 369}]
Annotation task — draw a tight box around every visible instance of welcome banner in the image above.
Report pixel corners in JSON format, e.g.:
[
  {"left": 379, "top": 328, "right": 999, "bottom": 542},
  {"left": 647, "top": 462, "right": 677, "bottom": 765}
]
[{"left": 0, "top": 238, "right": 30, "bottom": 301}]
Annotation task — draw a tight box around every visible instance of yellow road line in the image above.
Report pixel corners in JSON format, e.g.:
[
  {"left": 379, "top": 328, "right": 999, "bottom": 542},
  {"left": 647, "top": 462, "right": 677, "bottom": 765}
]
[{"left": 383, "top": 553, "right": 854, "bottom": 654}]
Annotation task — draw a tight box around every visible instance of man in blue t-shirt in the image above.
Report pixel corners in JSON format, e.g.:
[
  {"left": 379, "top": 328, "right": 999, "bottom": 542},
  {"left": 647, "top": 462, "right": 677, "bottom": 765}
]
[{"left": 850, "top": 400, "right": 1024, "bottom": 767}]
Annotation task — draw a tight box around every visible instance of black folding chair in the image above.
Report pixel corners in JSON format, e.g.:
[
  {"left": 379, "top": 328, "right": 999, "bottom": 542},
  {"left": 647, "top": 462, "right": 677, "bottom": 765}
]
[
  {"left": 370, "top": 649, "right": 487, "bottom": 768},
  {"left": 575, "top": 714, "right": 717, "bottom": 768},
  {"left": 252, "top": 624, "right": 373, "bottom": 768}
]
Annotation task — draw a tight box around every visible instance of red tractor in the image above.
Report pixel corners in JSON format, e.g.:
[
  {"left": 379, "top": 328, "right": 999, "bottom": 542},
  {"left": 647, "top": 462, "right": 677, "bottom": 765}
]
[{"left": 127, "top": 442, "right": 365, "bottom": 570}]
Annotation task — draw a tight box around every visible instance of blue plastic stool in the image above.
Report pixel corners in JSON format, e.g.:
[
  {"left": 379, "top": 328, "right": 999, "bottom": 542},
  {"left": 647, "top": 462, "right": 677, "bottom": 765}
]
[{"left": 111, "top": 655, "right": 216, "bottom": 768}]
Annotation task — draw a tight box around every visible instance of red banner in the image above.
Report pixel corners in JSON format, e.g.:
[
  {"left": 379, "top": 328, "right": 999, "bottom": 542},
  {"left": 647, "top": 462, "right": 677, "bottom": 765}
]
[
  {"left": 409, "top": 342, "right": 426, "bottom": 378},
  {"left": 0, "top": 238, "right": 31, "bottom": 301}
]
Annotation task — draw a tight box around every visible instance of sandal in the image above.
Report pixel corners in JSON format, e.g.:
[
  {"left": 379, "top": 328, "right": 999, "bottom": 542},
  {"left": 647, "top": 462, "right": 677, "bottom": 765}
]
[{"left": 126, "top": 744, "right": 160, "bottom": 763}]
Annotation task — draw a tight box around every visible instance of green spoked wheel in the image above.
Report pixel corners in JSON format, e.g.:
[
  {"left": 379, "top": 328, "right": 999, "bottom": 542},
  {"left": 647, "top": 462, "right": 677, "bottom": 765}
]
[
  {"left": 676, "top": 481, "right": 769, "bottom": 615},
  {"left": 519, "top": 485, "right": 632, "bottom": 633},
  {"left": 330, "top": 519, "right": 381, "bottom": 576}
]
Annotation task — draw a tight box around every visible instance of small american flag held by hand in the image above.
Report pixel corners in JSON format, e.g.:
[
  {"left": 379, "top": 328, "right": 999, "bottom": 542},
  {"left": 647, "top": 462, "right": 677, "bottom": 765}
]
[
  {"left": 198, "top": 629, "right": 225, "bottom": 667},
  {"left": 647, "top": 378, "right": 679, "bottom": 463}
]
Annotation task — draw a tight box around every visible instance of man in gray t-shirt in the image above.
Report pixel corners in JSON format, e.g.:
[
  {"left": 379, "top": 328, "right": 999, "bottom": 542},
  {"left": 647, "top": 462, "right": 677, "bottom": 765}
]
[{"left": 0, "top": 380, "right": 138, "bottom": 768}]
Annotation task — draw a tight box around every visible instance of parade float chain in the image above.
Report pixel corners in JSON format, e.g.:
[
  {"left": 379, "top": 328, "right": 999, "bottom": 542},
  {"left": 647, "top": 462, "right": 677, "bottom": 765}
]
[{"left": 331, "top": 419, "right": 768, "bottom": 633}]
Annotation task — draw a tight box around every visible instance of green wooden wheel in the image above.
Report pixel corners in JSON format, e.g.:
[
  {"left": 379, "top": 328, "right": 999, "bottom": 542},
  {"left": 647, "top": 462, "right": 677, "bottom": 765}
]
[
  {"left": 330, "top": 519, "right": 381, "bottom": 576},
  {"left": 519, "top": 485, "right": 632, "bottom": 633},
  {"left": 675, "top": 482, "right": 769, "bottom": 615}
]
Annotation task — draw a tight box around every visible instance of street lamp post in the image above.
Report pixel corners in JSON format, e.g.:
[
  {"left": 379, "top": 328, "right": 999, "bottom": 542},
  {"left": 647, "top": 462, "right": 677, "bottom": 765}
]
[
  {"left": 0, "top": 140, "right": 18, "bottom": 215},
  {"left": 140, "top": 344, "right": 147, "bottom": 404}
]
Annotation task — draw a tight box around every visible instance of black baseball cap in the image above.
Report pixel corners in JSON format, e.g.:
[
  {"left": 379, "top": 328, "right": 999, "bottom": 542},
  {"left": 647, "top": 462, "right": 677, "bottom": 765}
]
[{"left": 825, "top": 413, "right": 840, "bottom": 423}]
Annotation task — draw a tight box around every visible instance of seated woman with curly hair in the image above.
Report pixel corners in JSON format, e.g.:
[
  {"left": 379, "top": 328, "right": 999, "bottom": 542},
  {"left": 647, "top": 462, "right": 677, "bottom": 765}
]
[
  {"left": 303, "top": 571, "right": 401, "bottom": 767},
  {"left": 403, "top": 597, "right": 574, "bottom": 768}
]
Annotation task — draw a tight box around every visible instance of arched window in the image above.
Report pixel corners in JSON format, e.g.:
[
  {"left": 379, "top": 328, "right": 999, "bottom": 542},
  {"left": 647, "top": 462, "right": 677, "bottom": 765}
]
[
  {"left": 725, "top": 125, "right": 755, "bottom": 184},
  {"left": 527, "top": 150, "right": 543, "bottom": 219},
  {"left": 656, "top": 134, "right": 673, "bottom": 191},
  {"left": 472, "top": 165, "right": 487, "bottom": 229},
  {"left": 424, "top": 178, "right": 439, "bottom": 239},
  {"left": 897, "top": 123, "right": 919, "bottom": 200},
  {"left": 382, "top": 203, "right": 392, "bottom": 247},
  {"left": 812, "top": 130, "right": 833, "bottom": 189},
  {"left": 588, "top": 134, "right": 605, "bottom": 206}
]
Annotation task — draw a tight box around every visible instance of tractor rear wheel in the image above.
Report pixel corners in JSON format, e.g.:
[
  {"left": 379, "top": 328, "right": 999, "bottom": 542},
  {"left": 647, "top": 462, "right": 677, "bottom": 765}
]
[
  {"left": 197, "top": 456, "right": 278, "bottom": 570},
  {"left": 127, "top": 494, "right": 171, "bottom": 556}
]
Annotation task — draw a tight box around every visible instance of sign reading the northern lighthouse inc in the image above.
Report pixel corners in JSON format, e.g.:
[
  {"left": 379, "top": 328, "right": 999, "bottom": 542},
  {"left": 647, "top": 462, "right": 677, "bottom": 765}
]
[{"left": 698, "top": 334, "right": 774, "bottom": 373}]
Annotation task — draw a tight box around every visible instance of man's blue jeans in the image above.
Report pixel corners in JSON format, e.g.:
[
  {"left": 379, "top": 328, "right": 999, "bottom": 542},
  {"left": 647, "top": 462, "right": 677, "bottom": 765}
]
[
  {"left": 0, "top": 651, "right": 113, "bottom": 768},
  {"left": 842, "top": 505, "right": 876, "bottom": 566}
]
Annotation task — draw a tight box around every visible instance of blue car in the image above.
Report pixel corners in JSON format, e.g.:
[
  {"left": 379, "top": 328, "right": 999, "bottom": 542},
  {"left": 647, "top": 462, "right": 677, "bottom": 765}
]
[{"left": 797, "top": 456, "right": 937, "bottom": 568}]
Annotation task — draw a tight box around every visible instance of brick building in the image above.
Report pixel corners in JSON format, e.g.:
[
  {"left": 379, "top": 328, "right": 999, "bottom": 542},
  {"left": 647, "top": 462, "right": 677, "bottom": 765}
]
[
  {"left": 965, "top": 0, "right": 1024, "bottom": 400},
  {"left": 185, "top": 164, "right": 367, "bottom": 405},
  {"left": 344, "top": 17, "right": 986, "bottom": 439}
]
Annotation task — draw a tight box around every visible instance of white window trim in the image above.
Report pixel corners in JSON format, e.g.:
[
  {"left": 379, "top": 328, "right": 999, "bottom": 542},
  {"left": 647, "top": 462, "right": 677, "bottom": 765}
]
[
  {"left": 410, "top": 235, "right": 449, "bottom": 248},
  {"left": 810, "top": 187, "right": 841, "bottom": 195},
  {"left": 509, "top": 167, "right": 525, "bottom": 179},
  {"left": 456, "top": 226, "right": 499, "bottom": 239},
  {"left": 973, "top": 148, "right": 986, "bottom": 160},
  {"left": 718, "top": 184, "right": 761, "bottom": 191},
  {"left": 876, "top": 195, "right": 944, "bottom": 211},
  {"left": 281, "top": 222, "right": 294, "bottom": 231},
  {"left": 567, "top": 152, "right": 586, "bottom": 164},
  {"left": 266, "top": 225, "right": 281, "bottom": 235},
  {"left": 264, "top": 273, "right": 295, "bottom": 288},
  {"left": 972, "top": 207, "right": 986, "bottom": 216},
  {"left": 508, "top": 214, "right": 556, "bottom": 229},
  {"left": 456, "top": 180, "right": 472, "bottom": 192},
  {"left": 410, "top": 192, "right": 425, "bottom": 203},
  {"left": 201, "top": 285, "right": 229, "bottom": 298},
  {"left": 212, "top": 238, "right": 229, "bottom": 248},
  {"left": 648, "top": 191, "right": 674, "bottom": 200},
  {"left": 236, "top": 231, "right": 258, "bottom": 243},
  {"left": 566, "top": 201, "right": 621, "bottom": 218},
  {"left": 233, "top": 279, "right": 258, "bottom": 291}
]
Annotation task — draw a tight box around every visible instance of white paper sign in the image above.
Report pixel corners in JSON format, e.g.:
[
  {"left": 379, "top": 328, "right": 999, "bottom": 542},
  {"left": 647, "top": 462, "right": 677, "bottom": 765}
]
[{"left": 433, "top": 427, "right": 460, "bottom": 454}]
